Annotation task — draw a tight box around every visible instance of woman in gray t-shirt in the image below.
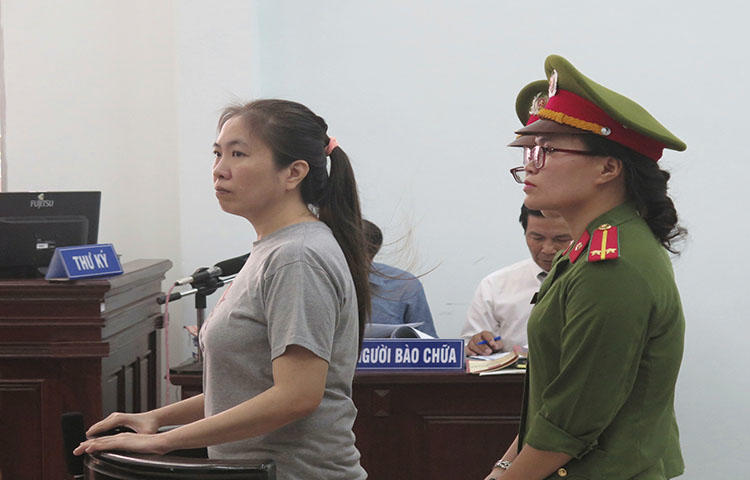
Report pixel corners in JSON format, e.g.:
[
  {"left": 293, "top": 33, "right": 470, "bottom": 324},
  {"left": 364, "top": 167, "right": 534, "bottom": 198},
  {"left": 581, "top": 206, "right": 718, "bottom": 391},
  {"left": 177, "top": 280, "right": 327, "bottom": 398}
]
[{"left": 76, "top": 99, "right": 371, "bottom": 480}]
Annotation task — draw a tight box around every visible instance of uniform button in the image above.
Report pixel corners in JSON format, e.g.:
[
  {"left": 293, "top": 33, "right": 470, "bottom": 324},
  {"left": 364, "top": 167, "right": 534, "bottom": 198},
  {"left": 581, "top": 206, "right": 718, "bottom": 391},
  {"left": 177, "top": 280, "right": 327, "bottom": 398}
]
[{"left": 557, "top": 467, "right": 568, "bottom": 477}]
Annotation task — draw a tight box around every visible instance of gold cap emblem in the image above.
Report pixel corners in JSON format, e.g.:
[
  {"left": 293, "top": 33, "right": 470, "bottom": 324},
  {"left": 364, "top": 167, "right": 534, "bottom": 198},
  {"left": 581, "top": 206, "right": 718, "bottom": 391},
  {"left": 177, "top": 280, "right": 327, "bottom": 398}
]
[{"left": 530, "top": 92, "right": 548, "bottom": 116}]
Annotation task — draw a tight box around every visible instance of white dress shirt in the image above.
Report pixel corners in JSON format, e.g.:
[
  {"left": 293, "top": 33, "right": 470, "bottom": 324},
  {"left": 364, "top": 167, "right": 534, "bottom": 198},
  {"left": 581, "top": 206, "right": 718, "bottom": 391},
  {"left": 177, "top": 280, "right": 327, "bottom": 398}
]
[{"left": 460, "top": 258, "right": 545, "bottom": 352}]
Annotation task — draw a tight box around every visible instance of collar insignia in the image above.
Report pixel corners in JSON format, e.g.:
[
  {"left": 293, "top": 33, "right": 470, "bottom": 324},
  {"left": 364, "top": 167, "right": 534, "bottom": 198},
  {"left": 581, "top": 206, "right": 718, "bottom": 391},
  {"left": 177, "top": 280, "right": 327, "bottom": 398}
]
[
  {"left": 568, "top": 230, "right": 590, "bottom": 264},
  {"left": 588, "top": 224, "right": 619, "bottom": 262}
]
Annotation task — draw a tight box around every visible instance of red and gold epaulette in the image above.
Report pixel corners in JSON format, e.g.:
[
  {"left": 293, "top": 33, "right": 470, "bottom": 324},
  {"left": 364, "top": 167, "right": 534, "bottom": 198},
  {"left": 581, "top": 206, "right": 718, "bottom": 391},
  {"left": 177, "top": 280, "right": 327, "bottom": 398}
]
[
  {"left": 567, "top": 230, "right": 590, "bottom": 264},
  {"left": 588, "top": 224, "right": 619, "bottom": 262}
]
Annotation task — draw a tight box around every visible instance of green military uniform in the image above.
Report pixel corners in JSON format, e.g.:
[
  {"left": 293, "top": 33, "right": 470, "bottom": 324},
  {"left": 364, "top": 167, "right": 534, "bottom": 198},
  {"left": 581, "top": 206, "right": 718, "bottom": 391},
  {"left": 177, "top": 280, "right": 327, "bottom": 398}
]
[
  {"left": 507, "top": 55, "right": 688, "bottom": 479},
  {"left": 518, "top": 202, "right": 685, "bottom": 479}
]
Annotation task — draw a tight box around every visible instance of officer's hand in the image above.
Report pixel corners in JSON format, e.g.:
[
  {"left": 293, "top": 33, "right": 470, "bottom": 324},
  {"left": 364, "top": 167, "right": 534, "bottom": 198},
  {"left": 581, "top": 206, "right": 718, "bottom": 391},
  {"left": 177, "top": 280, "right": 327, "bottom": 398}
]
[
  {"left": 466, "top": 331, "right": 503, "bottom": 356},
  {"left": 483, "top": 466, "right": 506, "bottom": 479}
]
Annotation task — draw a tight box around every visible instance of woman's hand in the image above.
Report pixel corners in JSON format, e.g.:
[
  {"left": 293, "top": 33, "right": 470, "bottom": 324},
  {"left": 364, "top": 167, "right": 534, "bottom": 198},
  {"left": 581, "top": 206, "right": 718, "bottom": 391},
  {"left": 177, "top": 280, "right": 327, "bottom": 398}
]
[
  {"left": 86, "top": 411, "right": 160, "bottom": 437},
  {"left": 72, "top": 411, "right": 165, "bottom": 457},
  {"left": 73, "top": 431, "right": 169, "bottom": 456},
  {"left": 466, "top": 331, "right": 504, "bottom": 356}
]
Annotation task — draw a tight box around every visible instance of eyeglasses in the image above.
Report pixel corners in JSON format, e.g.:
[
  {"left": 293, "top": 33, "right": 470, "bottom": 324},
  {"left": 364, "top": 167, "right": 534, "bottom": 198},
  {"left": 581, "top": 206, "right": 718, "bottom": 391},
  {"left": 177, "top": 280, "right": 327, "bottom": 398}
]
[
  {"left": 510, "top": 166, "right": 526, "bottom": 184},
  {"left": 510, "top": 145, "right": 600, "bottom": 184},
  {"left": 522, "top": 145, "right": 598, "bottom": 169}
]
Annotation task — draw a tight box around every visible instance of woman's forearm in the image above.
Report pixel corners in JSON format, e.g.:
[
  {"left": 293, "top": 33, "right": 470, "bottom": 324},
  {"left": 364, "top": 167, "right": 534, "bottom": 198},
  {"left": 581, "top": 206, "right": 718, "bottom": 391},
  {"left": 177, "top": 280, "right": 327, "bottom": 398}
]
[
  {"left": 148, "top": 346, "right": 327, "bottom": 454},
  {"left": 500, "top": 435, "right": 519, "bottom": 462},
  {"left": 158, "top": 384, "right": 316, "bottom": 451},
  {"left": 483, "top": 436, "right": 519, "bottom": 480},
  {"left": 150, "top": 394, "right": 206, "bottom": 427},
  {"left": 76, "top": 357, "right": 324, "bottom": 457}
]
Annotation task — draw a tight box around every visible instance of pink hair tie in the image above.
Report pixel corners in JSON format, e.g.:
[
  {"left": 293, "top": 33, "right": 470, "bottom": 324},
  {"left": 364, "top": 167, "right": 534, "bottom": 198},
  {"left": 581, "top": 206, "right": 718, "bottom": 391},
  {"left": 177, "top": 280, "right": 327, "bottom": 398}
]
[{"left": 325, "top": 137, "right": 339, "bottom": 156}]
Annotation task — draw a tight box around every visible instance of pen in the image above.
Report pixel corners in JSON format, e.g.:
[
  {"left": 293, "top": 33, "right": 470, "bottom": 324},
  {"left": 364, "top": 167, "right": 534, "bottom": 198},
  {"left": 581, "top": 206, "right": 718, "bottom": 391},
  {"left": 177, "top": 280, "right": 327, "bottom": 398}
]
[{"left": 477, "top": 335, "right": 501, "bottom": 346}]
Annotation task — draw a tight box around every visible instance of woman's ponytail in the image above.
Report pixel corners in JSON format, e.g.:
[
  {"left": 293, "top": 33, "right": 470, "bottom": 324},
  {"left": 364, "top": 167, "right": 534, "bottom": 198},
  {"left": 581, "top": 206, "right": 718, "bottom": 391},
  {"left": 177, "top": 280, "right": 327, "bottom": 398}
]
[
  {"left": 584, "top": 135, "right": 687, "bottom": 254},
  {"left": 318, "top": 146, "right": 371, "bottom": 348},
  {"left": 621, "top": 157, "right": 687, "bottom": 254}
]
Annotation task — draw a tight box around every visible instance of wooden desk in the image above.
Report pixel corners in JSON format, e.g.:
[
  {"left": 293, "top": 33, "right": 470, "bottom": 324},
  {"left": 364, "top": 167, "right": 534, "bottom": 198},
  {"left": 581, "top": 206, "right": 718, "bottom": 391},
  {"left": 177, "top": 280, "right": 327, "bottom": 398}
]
[
  {"left": 0, "top": 259, "right": 171, "bottom": 480},
  {"left": 170, "top": 361, "right": 524, "bottom": 480}
]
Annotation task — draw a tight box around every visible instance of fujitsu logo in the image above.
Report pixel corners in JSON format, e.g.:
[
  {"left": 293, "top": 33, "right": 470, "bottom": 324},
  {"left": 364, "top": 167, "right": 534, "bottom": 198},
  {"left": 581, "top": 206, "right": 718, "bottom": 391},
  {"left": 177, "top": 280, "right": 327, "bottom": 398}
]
[{"left": 30, "top": 193, "right": 54, "bottom": 209}]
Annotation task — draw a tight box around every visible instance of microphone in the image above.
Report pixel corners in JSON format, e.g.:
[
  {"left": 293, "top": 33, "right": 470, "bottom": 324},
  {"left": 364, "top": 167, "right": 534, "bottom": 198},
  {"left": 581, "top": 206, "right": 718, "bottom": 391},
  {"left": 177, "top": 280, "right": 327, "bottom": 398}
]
[
  {"left": 174, "top": 253, "right": 250, "bottom": 286},
  {"left": 175, "top": 266, "right": 221, "bottom": 286},
  {"left": 61, "top": 412, "right": 86, "bottom": 479},
  {"left": 214, "top": 253, "right": 250, "bottom": 276}
]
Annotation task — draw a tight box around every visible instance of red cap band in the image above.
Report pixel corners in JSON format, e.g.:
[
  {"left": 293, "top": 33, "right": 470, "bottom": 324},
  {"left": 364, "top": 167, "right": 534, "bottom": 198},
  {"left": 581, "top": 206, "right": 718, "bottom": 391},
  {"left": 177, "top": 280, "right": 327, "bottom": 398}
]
[{"left": 540, "top": 90, "right": 666, "bottom": 161}]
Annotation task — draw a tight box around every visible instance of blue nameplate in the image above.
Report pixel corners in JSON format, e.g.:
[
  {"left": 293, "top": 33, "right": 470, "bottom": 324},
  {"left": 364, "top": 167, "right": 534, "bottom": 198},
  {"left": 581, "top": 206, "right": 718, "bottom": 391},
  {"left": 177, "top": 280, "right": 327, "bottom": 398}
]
[
  {"left": 45, "top": 244, "right": 123, "bottom": 281},
  {"left": 357, "top": 339, "right": 465, "bottom": 370}
]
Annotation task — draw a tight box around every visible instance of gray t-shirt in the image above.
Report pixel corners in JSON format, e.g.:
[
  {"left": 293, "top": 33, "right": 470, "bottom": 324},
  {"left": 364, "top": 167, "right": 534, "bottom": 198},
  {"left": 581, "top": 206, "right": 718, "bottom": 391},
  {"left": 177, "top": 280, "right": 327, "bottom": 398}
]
[{"left": 199, "top": 221, "right": 366, "bottom": 480}]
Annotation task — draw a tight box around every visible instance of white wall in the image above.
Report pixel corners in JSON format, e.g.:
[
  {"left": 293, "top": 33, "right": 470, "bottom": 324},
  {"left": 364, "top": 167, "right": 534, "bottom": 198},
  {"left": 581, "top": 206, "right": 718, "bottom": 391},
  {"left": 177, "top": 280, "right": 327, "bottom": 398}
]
[
  {"left": 1, "top": 0, "right": 188, "bottom": 400},
  {"left": 3, "top": 1, "right": 748, "bottom": 478},
  {"left": 174, "top": 0, "right": 258, "bottom": 294},
  {"left": 3, "top": 0, "right": 180, "bottom": 263},
  {"left": 245, "top": 4, "right": 749, "bottom": 477}
]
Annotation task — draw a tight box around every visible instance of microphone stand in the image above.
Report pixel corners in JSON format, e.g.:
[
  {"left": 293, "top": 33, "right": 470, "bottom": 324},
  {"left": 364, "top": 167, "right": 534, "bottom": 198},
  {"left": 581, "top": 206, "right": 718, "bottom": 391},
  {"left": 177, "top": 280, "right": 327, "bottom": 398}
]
[{"left": 156, "top": 274, "right": 237, "bottom": 362}]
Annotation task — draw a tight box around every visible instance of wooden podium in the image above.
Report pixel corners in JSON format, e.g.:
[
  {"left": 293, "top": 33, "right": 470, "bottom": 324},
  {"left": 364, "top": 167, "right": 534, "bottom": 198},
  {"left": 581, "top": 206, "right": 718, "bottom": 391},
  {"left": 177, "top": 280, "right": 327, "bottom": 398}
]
[
  {"left": 170, "top": 361, "right": 524, "bottom": 480},
  {"left": 352, "top": 370, "right": 523, "bottom": 479},
  {"left": 0, "top": 259, "right": 171, "bottom": 480}
]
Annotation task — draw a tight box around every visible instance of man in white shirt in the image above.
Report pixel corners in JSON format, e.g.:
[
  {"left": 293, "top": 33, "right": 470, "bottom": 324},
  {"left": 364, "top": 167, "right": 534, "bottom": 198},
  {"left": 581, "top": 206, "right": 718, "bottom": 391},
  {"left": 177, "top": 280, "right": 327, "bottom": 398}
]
[{"left": 461, "top": 206, "right": 571, "bottom": 355}]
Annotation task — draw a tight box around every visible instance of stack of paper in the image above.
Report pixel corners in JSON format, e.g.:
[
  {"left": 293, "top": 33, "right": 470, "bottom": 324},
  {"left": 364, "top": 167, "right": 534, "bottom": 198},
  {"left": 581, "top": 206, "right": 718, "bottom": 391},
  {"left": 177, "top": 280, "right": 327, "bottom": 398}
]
[
  {"left": 363, "top": 322, "right": 434, "bottom": 339},
  {"left": 467, "top": 351, "right": 520, "bottom": 375}
]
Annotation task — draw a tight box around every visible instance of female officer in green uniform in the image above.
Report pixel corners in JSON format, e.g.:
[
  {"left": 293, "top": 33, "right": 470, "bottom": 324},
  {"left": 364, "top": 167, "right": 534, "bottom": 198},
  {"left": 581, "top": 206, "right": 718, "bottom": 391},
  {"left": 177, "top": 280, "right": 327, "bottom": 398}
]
[{"left": 484, "top": 55, "right": 686, "bottom": 480}]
